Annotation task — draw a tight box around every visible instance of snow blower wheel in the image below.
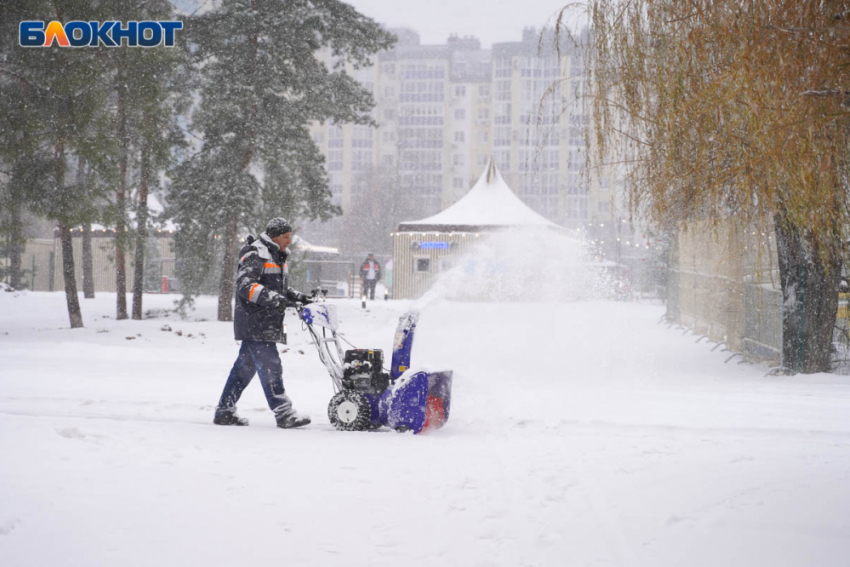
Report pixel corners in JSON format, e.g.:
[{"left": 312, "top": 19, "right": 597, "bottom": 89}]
[{"left": 328, "top": 391, "right": 372, "bottom": 431}]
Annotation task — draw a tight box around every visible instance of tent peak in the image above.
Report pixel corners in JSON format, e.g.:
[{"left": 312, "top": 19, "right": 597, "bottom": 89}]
[
  {"left": 486, "top": 157, "right": 497, "bottom": 184},
  {"left": 398, "top": 157, "right": 560, "bottom": 230}
]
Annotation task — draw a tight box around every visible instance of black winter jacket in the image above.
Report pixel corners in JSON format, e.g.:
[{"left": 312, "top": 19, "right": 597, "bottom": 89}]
[{"left": 233, "top": 233, "right": 304, "bottom": 342}]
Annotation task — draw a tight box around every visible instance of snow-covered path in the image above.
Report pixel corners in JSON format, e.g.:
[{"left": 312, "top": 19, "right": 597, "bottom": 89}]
[{"left": 2, "top": 292, "right": 849, "bottom": 566}]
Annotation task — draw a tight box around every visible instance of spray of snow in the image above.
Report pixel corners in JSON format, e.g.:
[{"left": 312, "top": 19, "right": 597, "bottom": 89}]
[{"left": 416, "top": 227, "right": 618, "bottom": 309}]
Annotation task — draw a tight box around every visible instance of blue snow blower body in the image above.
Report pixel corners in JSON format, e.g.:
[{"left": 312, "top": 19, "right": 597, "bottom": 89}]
[{"left": 298, "top": 303, "right": 453, "bottom": 434}]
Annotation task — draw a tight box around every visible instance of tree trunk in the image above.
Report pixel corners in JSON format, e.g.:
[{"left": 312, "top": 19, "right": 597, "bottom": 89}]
[
  {"left": 115, "top": 76, "right": 129, "bottom": 320},
  {"left": 132, "top": 144, "right": 151, "bottom": 320},
  {"left": 216, "top": 4, "right": 258, "bottom": 323},
  {"left": 55, "top": 144, "right": 83, "bottom": 328},
  {"left": 82, "top": 223, "right": 94, "bottom": 298},
  {"left": 217, "top": 220, "right": 238, "bottom": 321},
  {"left": 77, "top": 156, "right": 94, "bottom": 298},
  {"left": 774, "top": 213, "right": 842, "bottom": 373},
  {"left": 59, "top": 224, "right": 83, "bottom": 328},
  {"left": 8, "top": 199, "right": 23, "bottom": 290}
]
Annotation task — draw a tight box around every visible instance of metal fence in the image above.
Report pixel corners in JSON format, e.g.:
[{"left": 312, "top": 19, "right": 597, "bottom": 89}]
[
  {"left": 832, "top": 293, "right": 850, "bottom": 374},
  {"left": 667, "top": 267, "right": 782, "bottom": 365},
  {"left": 52, "top": 232, "right": 176, "bottom": 293},
  {"left": 667, "top": 219, "right": 850, "bottom": 371},
  {"left": 742, "top": 282, "right": 782, "bottom": 363}
]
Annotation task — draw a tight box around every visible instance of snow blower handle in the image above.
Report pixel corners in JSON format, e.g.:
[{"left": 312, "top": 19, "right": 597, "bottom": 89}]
[
  {"left": 278, "top": 298, "right": 311, "bottom": 314},
  {"left": 293, "top": 303, "right": 308, "bottom": 320},
  {"left": 310, "top": 287, "right": 329, "bottom": 301},
  {"left": 295, "top": 292, "right": 314, "bottom": 305}
]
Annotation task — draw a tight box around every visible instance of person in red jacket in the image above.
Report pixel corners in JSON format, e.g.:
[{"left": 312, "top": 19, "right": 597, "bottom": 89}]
[{"left": 359, "top": 253, "right": 382, "bottom": 300}]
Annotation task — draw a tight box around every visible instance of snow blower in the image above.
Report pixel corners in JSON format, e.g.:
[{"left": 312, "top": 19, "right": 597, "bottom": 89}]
[{"left": 296, "top": 302, "right": 453, "bottom": 434}]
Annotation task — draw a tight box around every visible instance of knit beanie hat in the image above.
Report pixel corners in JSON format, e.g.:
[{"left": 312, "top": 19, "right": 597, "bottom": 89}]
[{"left": 265, "top": 217, "right": 293, "bottom": 238}]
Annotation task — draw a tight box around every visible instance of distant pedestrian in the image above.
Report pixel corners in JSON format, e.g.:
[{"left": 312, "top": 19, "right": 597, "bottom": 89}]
[
  {"left": 359, "top": 253, "right": 382, "bottom": 300},
  {"left": 214, "top": 217, "right": 313, "bottom": 429}
]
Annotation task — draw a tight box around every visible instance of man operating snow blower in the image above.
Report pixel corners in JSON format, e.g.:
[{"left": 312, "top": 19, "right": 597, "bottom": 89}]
[{"left": 214, "top": 217, "right": 314, "bottom": 429}]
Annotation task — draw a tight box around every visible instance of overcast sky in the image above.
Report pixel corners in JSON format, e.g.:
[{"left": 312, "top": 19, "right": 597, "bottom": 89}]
[
  {"left": 343, "top": 0, "right": 584, "bottom": 48},
  {"left": 174, "top": 1, "right": 586, "bottom": 49}
]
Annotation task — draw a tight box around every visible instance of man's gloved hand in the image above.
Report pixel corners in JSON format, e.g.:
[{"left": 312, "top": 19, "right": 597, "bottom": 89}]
[
  {"left": 295, "top": 292, "right": 314, "bottom": 305},
  {"left": 272, "top": 294, "right": 290, "bottom": 312}
]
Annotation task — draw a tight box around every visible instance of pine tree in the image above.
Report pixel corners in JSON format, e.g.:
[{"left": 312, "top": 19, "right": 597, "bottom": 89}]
[
  {"left": 0, "top": 160, "right": 40, "bottom": 290},
  {"left": 1, "top": 0, "right": 117, "bottom": 327},
  {"left": 170, "top": 0, "right": 395, "bottom": 321},
  {"left": 78, "top": 158, "right": 95, "bottom": 299},
  {"left": 123, "top": 3, "right": 189, "bottom": 320},
  {"left": 94, "top": 0, "right": 186, "bottom": 320}
]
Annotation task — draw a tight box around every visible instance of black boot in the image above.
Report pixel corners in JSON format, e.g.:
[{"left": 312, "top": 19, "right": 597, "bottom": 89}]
[
  {"left": 214, "top": 410, "right": 249, "bottom": 426},
  {"left": 273, "top": 394, "right": 311, "bottom": 429},
  {"left": 276, "top": 412, "right": 311, "bottom": 429}
]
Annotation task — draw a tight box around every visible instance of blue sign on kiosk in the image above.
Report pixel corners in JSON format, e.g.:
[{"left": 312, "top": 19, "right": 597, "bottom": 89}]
[{"left": 418, "top": 241, "right": 450, "bottom": 249}]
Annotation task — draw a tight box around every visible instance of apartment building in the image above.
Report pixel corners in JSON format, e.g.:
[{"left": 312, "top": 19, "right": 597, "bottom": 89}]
[{"left": 302, "top": 27, "right": 613, "bottom": 249}]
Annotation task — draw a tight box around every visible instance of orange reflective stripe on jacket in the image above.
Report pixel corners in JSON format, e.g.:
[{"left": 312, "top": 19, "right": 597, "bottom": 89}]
[
  {"left": 263, "top": 262, "right": 282, "bottom": 275},
  {"left": 249, "top": 283, "right": 260, "bottom": 303}
]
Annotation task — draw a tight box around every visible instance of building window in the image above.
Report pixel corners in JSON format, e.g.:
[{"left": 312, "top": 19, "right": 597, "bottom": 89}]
[
  {"left": 477, "top": 108, "right": 489, "bottom": 120},
  {"left": 351, "top": 149, "right": 369, "bottom": 171},
  {"left": 453, "top": 177, "right": 464, "bottom": 189},
  {"left": 566, "top": 197, "right": 588, "bottom": 219},
  {"left": 568, "top": 149, "right": 582, "bottom": 171},
  {"left": 454, "top": 131, "right": 465, "bottom": 142},
  {"left": 328, "top": 149, "right": 343, "bottom": 172},
  {"left": 494, "top": 126, "right": 511, "bottom": 147},
  {"left": 415, "top": 258, "right": 431, "bottom": 272},
  {"left": 454, "top": 108, "right": 465, "bottom": 120},
  {"left": 453, "top": 154, "right": 464, "bottom": 166},
  {"left": 495, "top": 80, "right": 511, "bottom": 101},
  {"left": 567, "top": 174, "right": 588, "bottom": 195},
  {"left": 479, "top": 131, "right": 489, "bottom": 144},
  {"left": 454, "top": 85, "right": 466, "bottom": 97}
]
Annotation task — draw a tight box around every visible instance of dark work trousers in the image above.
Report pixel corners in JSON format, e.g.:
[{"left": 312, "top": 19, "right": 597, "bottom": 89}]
[
  {"left": 217, "top": 340, "right": 288, "bottom": 414},
  {"left": 363, "top": 278, "right": 377, "bottom": 300}
]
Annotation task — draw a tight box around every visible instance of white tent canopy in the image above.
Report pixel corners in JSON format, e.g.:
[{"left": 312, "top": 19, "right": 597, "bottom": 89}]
[
  {"left": 398, "top": 158, "right": 560, "bottom": 232},
  {"left": 291, "top": 234, "right": 339, "bottom": 255}
]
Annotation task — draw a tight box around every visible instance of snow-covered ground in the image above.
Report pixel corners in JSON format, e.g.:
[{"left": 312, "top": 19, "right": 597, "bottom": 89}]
[{"left": 2, "top": 291, "right": 850, "bottom": 566}]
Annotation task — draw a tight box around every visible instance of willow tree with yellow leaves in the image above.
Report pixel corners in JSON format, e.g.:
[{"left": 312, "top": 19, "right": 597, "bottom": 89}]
[{"left": 582, "top": 0, "right": 850, "bottom": 373}]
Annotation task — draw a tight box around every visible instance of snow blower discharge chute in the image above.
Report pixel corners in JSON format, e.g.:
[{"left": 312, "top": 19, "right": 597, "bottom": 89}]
[{"left": 297, "top": 302, "right": 453, "bottom": 434}]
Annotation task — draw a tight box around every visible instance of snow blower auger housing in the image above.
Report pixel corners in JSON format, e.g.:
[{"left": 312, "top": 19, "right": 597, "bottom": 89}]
[{"left": 296, "top": 303, "right": 452, "bottom": 434}]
